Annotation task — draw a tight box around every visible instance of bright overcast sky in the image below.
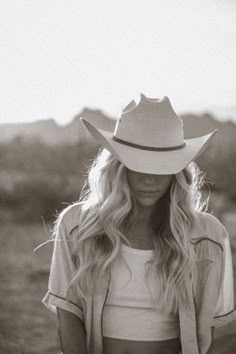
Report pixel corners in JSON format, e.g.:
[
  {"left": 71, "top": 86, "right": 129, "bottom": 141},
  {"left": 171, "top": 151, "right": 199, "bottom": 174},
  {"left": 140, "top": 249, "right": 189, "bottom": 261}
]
[{"left": 0, "top": 0, "right": 236, "bottom": 124}]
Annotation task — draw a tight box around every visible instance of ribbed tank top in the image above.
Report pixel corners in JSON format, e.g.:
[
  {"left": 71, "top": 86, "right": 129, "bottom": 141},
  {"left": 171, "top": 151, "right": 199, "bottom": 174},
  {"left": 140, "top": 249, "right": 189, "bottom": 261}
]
[{"left": 102, "top": 243, "right": 180, "bottom": 341}]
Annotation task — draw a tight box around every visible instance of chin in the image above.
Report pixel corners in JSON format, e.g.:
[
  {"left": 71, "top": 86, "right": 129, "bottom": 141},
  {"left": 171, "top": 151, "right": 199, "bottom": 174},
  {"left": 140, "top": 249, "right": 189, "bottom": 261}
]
[{"left": 137, "top": 198, "right": 159, "bottom": 208}]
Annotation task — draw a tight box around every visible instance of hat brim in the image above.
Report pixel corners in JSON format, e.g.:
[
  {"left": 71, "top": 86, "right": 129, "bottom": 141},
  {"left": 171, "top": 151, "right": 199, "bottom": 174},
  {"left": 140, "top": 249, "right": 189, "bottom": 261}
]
[{"left": 81, "top": 118, "right": 217, "bottom": 175}]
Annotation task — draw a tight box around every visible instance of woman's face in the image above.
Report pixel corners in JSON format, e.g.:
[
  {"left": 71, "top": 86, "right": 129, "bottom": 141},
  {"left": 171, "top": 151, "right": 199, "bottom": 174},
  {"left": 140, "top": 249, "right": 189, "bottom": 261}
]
[{"left": 127, "top": 169, "right": 173, "bottom": 208}]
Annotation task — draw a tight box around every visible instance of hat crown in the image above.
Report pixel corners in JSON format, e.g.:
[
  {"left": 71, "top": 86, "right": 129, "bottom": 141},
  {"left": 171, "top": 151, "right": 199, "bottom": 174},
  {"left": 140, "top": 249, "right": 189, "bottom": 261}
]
[{"left": 114, "top": 94, "right": 184, "bottom": 148}]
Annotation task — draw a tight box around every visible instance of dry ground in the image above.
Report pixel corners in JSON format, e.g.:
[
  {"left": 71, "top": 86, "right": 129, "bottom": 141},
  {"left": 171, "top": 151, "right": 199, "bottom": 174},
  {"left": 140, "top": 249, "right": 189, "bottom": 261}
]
[
  {"left": 0, "top": 223, "right": 59, "bottom": 354},
  {"left": 0, "top": 216, "right": 236, "bottom": 354}
]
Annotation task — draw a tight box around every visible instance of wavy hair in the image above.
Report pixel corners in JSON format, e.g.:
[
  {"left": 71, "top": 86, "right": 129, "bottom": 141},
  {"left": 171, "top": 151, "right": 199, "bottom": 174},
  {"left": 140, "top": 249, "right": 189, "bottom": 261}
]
[{"left": 67, "top": 148, "right": 207, "bottom": 313}]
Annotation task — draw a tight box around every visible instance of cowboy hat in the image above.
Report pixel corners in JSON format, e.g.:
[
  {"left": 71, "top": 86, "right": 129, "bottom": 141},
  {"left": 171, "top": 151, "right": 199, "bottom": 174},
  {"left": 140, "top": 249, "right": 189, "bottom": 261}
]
[{"left": 80, "top": 94, "right": 217, "bottom": 174}]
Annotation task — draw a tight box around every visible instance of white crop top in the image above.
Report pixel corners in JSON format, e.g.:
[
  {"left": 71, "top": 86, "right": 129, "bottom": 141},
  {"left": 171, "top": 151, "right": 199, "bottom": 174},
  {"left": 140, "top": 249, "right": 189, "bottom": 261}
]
[{"left": 102, "top": 243, "right": 180, "bottom": 341}]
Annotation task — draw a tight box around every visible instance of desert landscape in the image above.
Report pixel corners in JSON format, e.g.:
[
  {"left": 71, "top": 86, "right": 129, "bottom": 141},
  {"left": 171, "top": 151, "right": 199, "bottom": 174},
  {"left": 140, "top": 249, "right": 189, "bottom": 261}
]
[{"left": 0, "top": 110, "right": 236, "bottom": 353}]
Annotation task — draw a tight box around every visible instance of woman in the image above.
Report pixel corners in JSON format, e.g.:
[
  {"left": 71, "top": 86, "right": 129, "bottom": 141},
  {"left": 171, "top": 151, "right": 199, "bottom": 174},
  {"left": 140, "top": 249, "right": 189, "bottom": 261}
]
[{"left": 43, "top": 94, "right": 236, "bottom": 354}]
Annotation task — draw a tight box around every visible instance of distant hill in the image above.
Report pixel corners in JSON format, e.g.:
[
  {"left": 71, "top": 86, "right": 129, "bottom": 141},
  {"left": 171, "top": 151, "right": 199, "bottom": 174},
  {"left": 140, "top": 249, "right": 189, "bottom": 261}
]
[
  {"left": 182, "top": 113, "right": 236, "bottom": 160},
  {"left": 1, "top": 109, "right": 235, "bottom": 146},
  {"left": 181, "top": 113, "right": 236, "bottom": 191},
  {"left": 0, "top": 109, "right": 235, "bottom": 162},
  {"left": 0, "top": 109, "right": 236, "bottom": 178},
  {"left": 0, "top": 108, "right": 115, "bottom": 145}
]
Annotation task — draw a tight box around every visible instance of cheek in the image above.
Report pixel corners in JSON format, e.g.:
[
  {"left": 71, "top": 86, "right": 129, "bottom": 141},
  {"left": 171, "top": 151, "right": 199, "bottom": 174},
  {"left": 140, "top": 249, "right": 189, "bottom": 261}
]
[
  {"left": 127, "top": 171, "right": 139, "bottom": 192},
  {"left": 162, "top": 176, "right": 173, "bottom": 189},
  {"left": 160, "top": 176, "right": 173, "bottom": 194}
]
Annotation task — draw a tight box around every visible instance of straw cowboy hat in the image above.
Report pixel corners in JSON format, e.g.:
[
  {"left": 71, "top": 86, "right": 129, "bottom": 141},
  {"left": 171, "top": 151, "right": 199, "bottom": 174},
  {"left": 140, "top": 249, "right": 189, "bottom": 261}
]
[{"left": 80, "top": 94, "right": 217, "bottom": 174}]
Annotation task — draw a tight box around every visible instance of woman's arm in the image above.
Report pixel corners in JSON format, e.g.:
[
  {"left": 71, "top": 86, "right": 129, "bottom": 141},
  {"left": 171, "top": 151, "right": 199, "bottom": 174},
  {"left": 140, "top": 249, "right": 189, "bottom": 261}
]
[{"left": 57, "top": 308, "right": 87, "bottom": 354}]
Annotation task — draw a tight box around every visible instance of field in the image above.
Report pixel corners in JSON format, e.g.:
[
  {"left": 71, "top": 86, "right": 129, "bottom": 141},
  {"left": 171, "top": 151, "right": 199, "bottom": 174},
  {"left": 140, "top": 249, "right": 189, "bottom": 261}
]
[
  {"left": 0, "top": 223, "right": 59, "bottom": 354},
  {"left": 0, "top": 216, "right": 236, "bottom": 354}
]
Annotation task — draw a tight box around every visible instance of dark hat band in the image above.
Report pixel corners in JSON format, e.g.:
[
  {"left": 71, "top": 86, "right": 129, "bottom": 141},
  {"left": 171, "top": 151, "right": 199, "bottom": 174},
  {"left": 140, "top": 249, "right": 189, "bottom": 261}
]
[{"left": 112, "top": 136, "right": 186, "bottom": 151}]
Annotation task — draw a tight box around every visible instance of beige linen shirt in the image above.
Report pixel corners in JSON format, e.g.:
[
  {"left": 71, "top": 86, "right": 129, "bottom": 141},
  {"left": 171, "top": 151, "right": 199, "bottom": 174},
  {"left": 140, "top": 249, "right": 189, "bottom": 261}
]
[{"left": 43, "top": 204, "right": 236, "bottom": 354}]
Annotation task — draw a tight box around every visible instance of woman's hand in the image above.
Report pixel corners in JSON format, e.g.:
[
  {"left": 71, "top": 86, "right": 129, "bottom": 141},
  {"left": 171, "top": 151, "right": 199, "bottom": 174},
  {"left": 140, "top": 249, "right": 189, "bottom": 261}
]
[{"left": 57, "top": 308, "right": 87, "bottom": 354}]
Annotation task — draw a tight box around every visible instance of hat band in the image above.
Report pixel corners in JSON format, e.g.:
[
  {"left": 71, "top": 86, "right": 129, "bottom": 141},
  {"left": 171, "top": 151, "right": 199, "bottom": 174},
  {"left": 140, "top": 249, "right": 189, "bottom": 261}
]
[{"left": 112, "top": 136, "right": 186, "bottom": 151}]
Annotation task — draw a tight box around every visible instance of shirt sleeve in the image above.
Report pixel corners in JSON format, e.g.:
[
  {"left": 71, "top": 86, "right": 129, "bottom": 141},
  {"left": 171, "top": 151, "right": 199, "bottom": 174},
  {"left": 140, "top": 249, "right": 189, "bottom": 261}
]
[
  {"left": 212, "top": 227, "right": 236, "bottom": 327},
  {"left": 42, "top": 211, "right": 83, "bottom": 320}
]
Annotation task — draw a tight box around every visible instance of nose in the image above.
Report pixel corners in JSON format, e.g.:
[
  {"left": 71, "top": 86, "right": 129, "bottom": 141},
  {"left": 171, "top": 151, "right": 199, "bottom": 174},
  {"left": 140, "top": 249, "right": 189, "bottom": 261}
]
[{"left": 142, "top": 173, "right": 156, "bottom": 184}]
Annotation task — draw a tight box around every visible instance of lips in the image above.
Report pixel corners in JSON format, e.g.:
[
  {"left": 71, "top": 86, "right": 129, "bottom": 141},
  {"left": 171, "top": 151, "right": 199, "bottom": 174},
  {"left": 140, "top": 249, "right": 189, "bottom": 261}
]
[{"left": 138, "top": 190, "right": 159, "bottom": 194}]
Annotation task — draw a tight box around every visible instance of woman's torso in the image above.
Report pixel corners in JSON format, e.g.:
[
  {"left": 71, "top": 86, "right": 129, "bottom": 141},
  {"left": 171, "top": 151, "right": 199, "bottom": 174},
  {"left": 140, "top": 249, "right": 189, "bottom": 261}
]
[{"left": 102, "top": 235, "right": 181, "bottom": 354}]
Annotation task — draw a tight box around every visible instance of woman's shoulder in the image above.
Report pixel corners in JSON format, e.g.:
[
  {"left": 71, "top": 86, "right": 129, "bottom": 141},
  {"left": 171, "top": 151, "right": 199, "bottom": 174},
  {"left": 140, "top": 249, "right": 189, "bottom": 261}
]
[
  {"left": 57, "top": 202, "right": 84, "bottom": 235},
  {"left": 191, "top": 211, "right": 228, "bottom": 249},
  {"left": 195, "top": 211, "right": 226, "bottom": 231}
]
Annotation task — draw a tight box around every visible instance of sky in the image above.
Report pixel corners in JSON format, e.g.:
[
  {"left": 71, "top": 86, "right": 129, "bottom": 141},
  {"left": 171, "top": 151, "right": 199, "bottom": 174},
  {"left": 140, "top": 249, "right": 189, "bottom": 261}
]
[{"left": 0, "top": 0, "right": 236, "bottom": 125}]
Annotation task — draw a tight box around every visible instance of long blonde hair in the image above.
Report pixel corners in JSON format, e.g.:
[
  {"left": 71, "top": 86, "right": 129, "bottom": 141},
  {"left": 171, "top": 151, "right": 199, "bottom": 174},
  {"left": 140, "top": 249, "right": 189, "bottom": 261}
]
[{"left": 67, "top": 148, "right": 207, "bottom": 313}]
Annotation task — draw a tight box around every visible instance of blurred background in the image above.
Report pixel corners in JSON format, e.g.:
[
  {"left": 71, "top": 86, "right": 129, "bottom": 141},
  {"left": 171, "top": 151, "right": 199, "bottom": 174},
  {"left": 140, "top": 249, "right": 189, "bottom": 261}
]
[{"left": 0, "top": 0, "right": 236, "bottom": 353}]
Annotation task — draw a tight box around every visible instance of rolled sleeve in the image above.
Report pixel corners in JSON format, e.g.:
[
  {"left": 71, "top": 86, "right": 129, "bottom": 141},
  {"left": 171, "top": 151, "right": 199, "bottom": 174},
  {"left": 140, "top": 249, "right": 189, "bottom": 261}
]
[
  {"left": 212, "top": 229, "right": 236, "bottom": 328},
  {"left": 42, "top": 209, "right": 83, "bottom": 320},
  {"left": 43, "top": 291, "right": 83, "bottom": 319}
]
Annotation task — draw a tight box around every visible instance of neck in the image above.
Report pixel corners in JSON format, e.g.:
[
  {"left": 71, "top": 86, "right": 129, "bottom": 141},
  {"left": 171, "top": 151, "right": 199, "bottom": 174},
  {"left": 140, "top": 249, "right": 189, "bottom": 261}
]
[{"left": 133, "top": 204, "right": 155, "bottom": 223}]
